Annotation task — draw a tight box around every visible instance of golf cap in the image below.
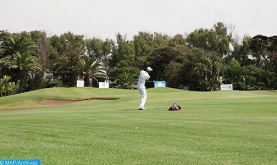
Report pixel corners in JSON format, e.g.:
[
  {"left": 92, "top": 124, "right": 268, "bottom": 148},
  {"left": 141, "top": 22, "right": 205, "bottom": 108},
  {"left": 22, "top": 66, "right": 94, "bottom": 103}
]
[{"left": 147, "top": 67, "right": 153, "bottom": 71}]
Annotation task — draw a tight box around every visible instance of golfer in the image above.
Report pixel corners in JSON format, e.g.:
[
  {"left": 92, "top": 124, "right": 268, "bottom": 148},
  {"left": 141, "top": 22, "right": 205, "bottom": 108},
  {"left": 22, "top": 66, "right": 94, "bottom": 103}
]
[{"left": 137, "top": 67, "right": 153, "bottom": 110}]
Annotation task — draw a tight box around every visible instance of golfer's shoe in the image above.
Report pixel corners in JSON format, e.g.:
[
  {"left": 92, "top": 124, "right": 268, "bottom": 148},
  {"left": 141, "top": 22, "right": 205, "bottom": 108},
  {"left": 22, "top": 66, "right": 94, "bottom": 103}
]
[{"left": 139, "top": 107, "right": 147, "bottom": 110}]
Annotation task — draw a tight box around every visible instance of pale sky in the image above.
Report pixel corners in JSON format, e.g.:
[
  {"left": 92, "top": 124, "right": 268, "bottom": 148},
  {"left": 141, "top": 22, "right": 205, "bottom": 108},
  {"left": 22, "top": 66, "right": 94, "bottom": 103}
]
[{"left": 1, "top": 0, "right": 276, "bottom": 40}]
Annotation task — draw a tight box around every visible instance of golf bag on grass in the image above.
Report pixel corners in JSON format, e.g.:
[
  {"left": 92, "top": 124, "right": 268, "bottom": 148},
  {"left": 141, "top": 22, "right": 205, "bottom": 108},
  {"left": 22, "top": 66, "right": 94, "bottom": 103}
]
[{"left": 168, "top": 103, "right": 181, "bottom": 111}]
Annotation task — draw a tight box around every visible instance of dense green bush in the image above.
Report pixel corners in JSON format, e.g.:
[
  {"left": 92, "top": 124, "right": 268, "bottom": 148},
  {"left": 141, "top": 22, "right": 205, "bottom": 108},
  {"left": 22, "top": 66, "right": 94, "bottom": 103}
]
[
  {"left": 233, "top": 82, "right": 244, "bottom": 90},
  {"left": 47, "top": 80, "right": 63, "bottom": 88},
  {"left": 248, "top": 82, "right": 267, "bottom": 90}
]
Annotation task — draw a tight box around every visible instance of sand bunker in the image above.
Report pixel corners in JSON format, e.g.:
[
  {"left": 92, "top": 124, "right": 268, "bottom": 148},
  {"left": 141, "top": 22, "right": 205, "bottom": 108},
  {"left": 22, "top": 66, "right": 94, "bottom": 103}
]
[
  {"left": 0, "top": 97, "right": 119, "bottom": 109},
  {"left": 41, "top": 97, "right": 118, "bottom": 106},
  {"left": 41, "top": 100, "right": 79, "bottom": 106}
]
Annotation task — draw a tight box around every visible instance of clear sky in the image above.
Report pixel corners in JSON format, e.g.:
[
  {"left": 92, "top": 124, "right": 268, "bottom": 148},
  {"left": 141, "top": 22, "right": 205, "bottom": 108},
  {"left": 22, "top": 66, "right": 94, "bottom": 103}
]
[{"left": 1, "top": 0, "right": 276, "bottom": 40}]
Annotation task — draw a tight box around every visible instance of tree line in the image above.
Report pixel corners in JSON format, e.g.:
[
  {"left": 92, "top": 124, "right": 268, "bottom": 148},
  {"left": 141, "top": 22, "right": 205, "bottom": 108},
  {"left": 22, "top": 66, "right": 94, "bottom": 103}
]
[{"left": 0, "top": 22, "right": 276, "bottom": 96}]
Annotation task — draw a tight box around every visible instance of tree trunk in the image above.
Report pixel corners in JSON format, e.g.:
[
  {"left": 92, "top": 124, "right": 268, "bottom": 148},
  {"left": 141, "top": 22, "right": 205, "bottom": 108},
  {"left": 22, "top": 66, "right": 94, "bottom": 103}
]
[
  {"left": 20, "top": 69, "right": 26, "bottom": 93},
  {"left": 84, "top": 74, "right": 90, "bottom": 87}
]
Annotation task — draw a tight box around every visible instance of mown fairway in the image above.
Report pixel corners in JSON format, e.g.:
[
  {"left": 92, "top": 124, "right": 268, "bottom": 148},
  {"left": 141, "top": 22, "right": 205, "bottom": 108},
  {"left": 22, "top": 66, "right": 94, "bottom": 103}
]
[{"left": 0, "top": 87, "right": 277, "bottom": 165}]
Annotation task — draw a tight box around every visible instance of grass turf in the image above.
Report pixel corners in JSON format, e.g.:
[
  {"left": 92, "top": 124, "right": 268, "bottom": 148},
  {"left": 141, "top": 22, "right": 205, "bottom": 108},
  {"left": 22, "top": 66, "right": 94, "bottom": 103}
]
[{"left": 0, "top": 87, "right": 277, "bottom": 164}]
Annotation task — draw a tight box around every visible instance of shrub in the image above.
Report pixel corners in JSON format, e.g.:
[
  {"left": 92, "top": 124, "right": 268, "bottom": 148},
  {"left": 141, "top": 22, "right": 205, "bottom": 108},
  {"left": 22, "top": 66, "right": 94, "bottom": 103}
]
[
  {"left": 47, "top": 80, "right": 63, "bottom": 88},
  {"left": 233, "top": 82, "right": 244, "bottom": 90},
  {"left": 248, "top": 82, "right": 267, "bottom": 90}
]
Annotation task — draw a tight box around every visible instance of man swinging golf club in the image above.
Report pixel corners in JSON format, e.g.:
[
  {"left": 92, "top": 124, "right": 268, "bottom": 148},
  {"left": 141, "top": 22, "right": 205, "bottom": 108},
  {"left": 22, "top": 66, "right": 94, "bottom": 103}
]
[{"left": 137, "top": 66, "right": 153, "bottom": 110}]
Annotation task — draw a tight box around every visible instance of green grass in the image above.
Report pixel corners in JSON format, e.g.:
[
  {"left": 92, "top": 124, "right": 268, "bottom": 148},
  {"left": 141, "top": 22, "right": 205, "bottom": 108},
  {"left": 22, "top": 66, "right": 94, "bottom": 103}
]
[{"left": 0, "top": 87, "right": 277, "bottom": 165}]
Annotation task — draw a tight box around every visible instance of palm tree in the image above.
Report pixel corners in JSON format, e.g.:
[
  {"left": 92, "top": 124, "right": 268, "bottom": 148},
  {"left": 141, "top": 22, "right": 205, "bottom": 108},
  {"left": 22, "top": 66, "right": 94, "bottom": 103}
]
[
  {"left": 0, "top": 75, "right": 14, "bottom": 97},
  {"left": 194, "top": 62, "right": 208, "bottom": 82},
  {"left": 77, "top": 56, "right": 105, "bottom": 86},
  {"left": 207, "top": 54, "right": 223, "bottom": 91},
  {"left": 6, "top": 81, "right": 15, "bottom": 95},
  {"left": 2, "top": 36, "right": 41, "bottom": 93},
  {"left": 4, "top": 36, "right": 38, "bottom": 55}
]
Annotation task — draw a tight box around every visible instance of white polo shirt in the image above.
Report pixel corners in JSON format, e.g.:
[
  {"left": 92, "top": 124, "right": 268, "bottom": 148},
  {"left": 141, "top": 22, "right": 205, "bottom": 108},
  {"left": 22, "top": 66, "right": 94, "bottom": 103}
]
[{"left": 137, "top": 70, "right": 150, "bottom": 86}]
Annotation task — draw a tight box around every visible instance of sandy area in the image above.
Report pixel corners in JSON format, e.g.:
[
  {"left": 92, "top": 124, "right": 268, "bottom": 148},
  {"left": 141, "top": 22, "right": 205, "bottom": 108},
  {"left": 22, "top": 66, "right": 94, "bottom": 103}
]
[
  {"left": 0, "top": 97, "right": 119, "bottom": 108},
  {"left": 41, "top": 97, "right": 118, "bottom": 106},
  {"left": 41, "top": 100, "right": 79, "bottom": 106}
]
